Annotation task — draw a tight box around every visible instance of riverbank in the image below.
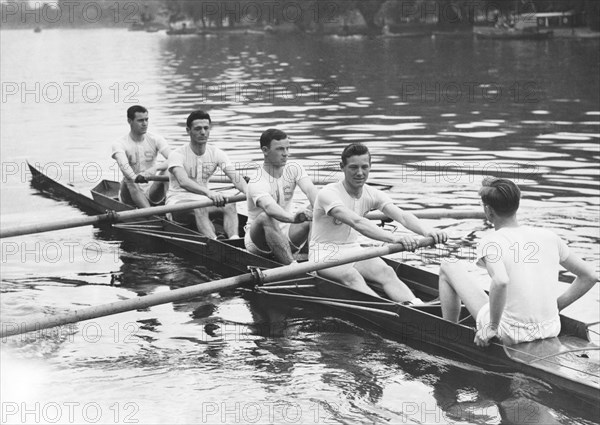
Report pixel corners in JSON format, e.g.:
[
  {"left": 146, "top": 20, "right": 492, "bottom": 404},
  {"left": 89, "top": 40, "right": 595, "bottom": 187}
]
[{"left": 8, "top": 23, "right": 600, "bottom": 39}]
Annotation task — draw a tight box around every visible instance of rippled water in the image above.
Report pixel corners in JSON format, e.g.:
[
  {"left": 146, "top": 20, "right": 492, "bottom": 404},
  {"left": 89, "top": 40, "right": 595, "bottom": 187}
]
[{"left": 1, "top": 29, "right": 599, "bottom": 424}]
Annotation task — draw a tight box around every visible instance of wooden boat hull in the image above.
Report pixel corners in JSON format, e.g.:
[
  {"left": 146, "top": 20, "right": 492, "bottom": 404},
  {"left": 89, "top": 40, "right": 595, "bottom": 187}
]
[
  {"left": 255, "top": 272, "right": 600, "bottom": 404},
  {"left": 27, "top": 164, "right": 600, "bottom": 405},
  {"left": 28, "top": 163, "right": 278, "bottom": 274}
]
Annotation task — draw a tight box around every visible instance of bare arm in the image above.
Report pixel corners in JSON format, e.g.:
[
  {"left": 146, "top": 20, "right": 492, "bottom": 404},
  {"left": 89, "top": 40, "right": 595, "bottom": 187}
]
[
  {"left": 223, "top": 167, "right": 248, "bottom": 194},
  {"left": 297, "top": 177, "right": 318, "bottom": 207},
  {"left": 485, "top": 259, "right": 509, "bottom": 329},
  {"left": 256, "top": 196, "right": 306, "bottom": 224},
  {"left": 381, "top": 204, "right": 447, "bottom": 244},
  {"left": 474, "top": 259, "right": 509, "bottom": 347},
  {"left": 155, "top": 160, "right": 169, "bottom": 172},
  {"left": 141, "top": 160, "right": 167, "bottom": 177},
  {"left": 112, "top": 152, "right": 138, "bottom": 181},
  {"left": 329, "top": 205, "right": 418, "bottom": 248},
  {"left": 170, "top": 166, "right": 226, "bottom": 206},
  {"left": 557, "top": 253, "right": 598, "bottom": 311}
]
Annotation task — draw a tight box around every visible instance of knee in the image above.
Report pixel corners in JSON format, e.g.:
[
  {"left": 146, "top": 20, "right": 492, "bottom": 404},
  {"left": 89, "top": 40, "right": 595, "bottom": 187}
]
[
  {"left": 439, "top": 260, "right": 464, "bottom": 281},
  {"left": 440, "top": 260, "right": 458, "bottom": 273},
  {"left": 345, "top": 275, "right": 369, "bottom": 291},
  {"left": 224, "top": 203, "right": 237, "bottom": 214},
  {"left": 256, "top": 212, "right": 278, "bottom": 229},
  {"left": 298, "top": 221, "right": 311, "bottom": 233},
  {"left": 381, "top": 265, "right": 398, "bottom": 280},
  {"left": 194, "top": 207, "right": 209, "bottom": 219}
]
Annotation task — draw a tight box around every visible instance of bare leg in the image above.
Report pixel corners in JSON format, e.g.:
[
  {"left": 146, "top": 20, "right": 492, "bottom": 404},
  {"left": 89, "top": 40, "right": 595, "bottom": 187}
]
[
  {"left": 147, "top": 181, "right": 167, "bottom": 205},
  {"left": 222, "top": 203, "right": 239, "bottom": 238},
  {"left": 121, "top": 181, "right": 151, "bottom": 208},
  {"left": 249, "top": 213, "right": 294, "bottom": 264},
  {"left": 194, "top": 207, "right": 217, "bottom": 239},
  {"left": 288, "top": 221, "right": 310, "bottom": 250},
  {"left": 355, "top": 257, "right": 416, "bottom": 303},
  {"left": 317, "top": 265, "right": 381, "bottom": 298},
  {"left": 439, "top": 261, "right": 488, "bottom": 322}
]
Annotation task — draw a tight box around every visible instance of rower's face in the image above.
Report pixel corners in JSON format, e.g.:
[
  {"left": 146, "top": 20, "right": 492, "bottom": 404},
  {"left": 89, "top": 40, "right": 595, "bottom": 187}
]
[
  {"left": 263, "top": 138, "right": 290, "bottom": 167},
  {"left": 341, "top": 154, "right": 371, "bottom": 189},
  {"left": 187, "top": 119, "right": 211, "bottom": 145},
  {"left": 128, "top": 112, "right": 149, "bottom": 135}
]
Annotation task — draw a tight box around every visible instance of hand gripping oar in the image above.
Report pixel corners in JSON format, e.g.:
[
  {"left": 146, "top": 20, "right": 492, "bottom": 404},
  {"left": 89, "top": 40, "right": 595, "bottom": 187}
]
[
  {"left": 0, "top": 194, "right": 247, "bottom": 239},
  {"left": 0, "top": 237, "right": 436, "bottom": 338}
]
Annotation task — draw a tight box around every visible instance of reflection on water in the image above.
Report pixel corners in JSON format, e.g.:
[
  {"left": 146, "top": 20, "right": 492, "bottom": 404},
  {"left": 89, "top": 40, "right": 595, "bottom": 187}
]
[{"left": 1, "top": 29, "right": 599, "bottom": 424}]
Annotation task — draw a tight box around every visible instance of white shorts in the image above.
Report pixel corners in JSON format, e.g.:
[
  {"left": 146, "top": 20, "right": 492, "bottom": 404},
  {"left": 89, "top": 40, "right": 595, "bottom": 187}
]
[
  {"left": 165, "top": 192, "right": 210, "bottom": 205},
  {"left": 244, "top": 223, "right": 301, "bottom": 256},
  {"left": 308, "top": 242, "right": 364, "bottom": 268},
  {"left": 476, "top": 303, "right": 561, "bottom": 345}
]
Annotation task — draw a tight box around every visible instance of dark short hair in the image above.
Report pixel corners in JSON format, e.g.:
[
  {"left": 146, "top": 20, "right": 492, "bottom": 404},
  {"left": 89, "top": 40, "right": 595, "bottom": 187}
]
[
  {"left": 479, "top": 177, "right": 521, "bottom": 216},
  {"left": 260, "top": 128, "right": 288, "bottom": 149},
  {"left": 341, "top": 143, "right": 371, "bottom": 165},
  {"left": 186, "top": 110, "right": 212, "bottom": 129},
  {"left": 127, "top": 105, "right": 147, "bottom": 120}
]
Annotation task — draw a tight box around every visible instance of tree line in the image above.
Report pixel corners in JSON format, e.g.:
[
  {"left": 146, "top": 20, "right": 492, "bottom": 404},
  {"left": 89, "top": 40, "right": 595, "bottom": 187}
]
[{"left": 1, "top": 0, "right": 596, "bottom": 31}]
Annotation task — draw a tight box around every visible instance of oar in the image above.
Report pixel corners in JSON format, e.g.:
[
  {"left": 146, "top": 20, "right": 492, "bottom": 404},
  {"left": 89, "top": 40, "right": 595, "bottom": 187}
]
[
  {"left": 0, "top": 194, "right": 246, "bottom": 239},
  {"left": 148, "top": 174, "right": 334, "bottom": 185},
  {"left": 0, "top": 237, "right": 435, "bottom": 338},
  {"left": 366, "top": 209, "right": 486, "bottom": 221}
]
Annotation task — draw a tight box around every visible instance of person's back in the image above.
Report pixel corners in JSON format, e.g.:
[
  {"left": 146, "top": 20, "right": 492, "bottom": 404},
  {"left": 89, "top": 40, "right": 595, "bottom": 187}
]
[
  {"left": 440, "top": 177, "right": 597, "bottom": 347},
  {"left": 478, "top": 226, "right": 567, "bottom": 326}
]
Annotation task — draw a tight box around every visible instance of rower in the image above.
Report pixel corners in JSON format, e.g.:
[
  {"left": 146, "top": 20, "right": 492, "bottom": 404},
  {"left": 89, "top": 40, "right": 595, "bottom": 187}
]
[
  {"left": 244, "top": 129, "right": 318, "bottom": 265},
  {"left": 111, "top": 105, "right": 171, "bottom": 208},
  {"left": 439, "top": 177, "right": 597, "bottom": 347},
  {"left": 309, "top": 143, "right": 447, "bottom": 304},
  {"left": 166, "top": 110, "right": 247, "bottom": 239}
]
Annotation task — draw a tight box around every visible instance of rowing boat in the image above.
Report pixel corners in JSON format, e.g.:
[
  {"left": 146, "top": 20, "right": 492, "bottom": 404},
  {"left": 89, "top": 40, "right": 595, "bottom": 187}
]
[{"left": 26, "top": 163, "right": 600, "bottom": 406}]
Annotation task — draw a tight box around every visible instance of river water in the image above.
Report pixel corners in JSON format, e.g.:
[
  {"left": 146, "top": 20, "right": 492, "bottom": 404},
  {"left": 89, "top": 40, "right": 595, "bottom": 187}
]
[{"left": 1, "top": 29, "right": 599, "bottom": 424}]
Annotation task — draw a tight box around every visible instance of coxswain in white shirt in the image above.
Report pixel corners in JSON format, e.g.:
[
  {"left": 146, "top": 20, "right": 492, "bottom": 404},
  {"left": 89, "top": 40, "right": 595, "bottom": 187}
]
[{"left": 439, "top": 177, "right": 597, "bottom": 347}]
